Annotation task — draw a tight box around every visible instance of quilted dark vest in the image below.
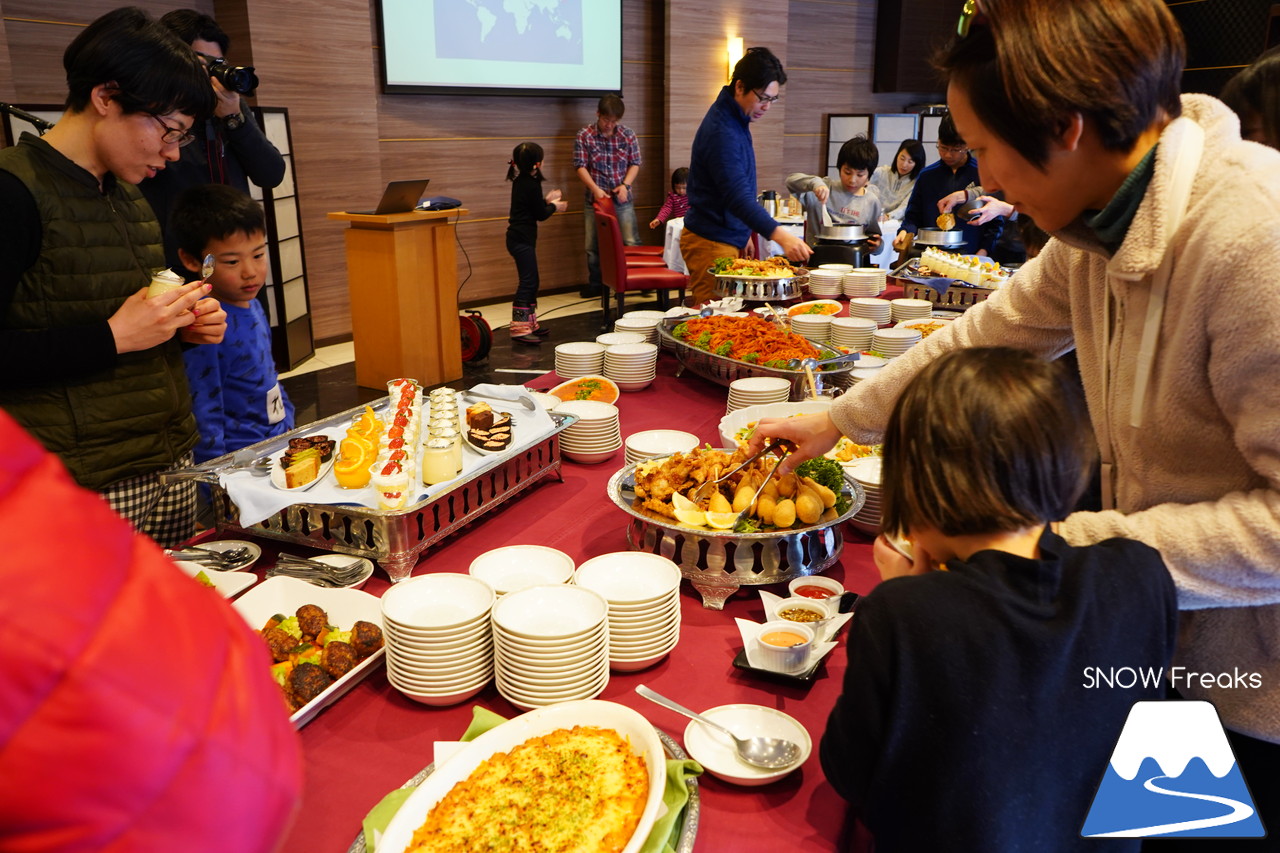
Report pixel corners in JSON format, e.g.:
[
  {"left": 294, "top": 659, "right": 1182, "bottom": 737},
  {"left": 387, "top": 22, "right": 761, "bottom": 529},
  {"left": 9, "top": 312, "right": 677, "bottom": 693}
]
[{"left": 0, "top": 134, "right": 196, "bottom": 490}]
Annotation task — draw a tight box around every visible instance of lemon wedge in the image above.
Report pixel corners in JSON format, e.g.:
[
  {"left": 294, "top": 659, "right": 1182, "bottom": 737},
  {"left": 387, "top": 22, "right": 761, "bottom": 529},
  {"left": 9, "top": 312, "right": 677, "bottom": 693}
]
[
  {"left": 704, "top": 511, "right": 739, "bottom": 529},
  {"left": 674, "top": 506, "right": 708, "bottom": 528},
  {"left": 671, "top": 491, "right": 700, "bottom": 512}
]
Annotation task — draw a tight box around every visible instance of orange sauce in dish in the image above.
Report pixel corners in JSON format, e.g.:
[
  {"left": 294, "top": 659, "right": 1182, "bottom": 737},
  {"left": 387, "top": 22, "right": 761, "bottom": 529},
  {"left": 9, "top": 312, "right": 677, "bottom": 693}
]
[
  {"left": 760, "top": 630, "right": 808, "bottom": 648},
  {"left": 793, "top": 585, "right": 835, "bottom": 599}
]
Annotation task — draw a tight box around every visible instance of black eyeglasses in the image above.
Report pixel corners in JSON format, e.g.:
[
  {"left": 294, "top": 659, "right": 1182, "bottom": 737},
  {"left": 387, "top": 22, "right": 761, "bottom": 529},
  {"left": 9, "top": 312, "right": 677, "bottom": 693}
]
[
  {"left": 148, "top": 113, "right": 196, "bottom": 148},
  {"left": 753, "top": 89, "right": 781, "bottom": 105},
  {"left": 956, "top": 0, "right": 987, "bottom": 38},
  {"left": 936, "top": 143, "right": 969, "bottom": 155}
]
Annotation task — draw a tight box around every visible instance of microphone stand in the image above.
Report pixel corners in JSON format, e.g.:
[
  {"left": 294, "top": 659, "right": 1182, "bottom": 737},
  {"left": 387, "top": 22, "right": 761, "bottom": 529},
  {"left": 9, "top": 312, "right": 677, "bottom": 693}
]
[{"left": 0, "top": 103, "right": 55, "bottom": 135}]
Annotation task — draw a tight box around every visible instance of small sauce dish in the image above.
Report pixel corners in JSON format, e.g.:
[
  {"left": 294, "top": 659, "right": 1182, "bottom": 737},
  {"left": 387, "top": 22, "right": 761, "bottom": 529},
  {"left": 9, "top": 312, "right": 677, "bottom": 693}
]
[{"left": 753, "top": 620, "right": 815, "bottom": 673}]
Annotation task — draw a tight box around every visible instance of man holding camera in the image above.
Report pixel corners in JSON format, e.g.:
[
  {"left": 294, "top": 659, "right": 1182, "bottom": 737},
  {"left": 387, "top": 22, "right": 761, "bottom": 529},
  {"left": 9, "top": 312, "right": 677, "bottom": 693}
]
[{"left": 140, "top": 9, "right": 285, "bottom": 275}]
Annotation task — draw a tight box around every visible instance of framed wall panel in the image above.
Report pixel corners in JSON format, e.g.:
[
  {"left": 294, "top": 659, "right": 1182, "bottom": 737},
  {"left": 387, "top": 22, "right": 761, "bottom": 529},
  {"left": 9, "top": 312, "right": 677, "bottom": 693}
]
[{"left": 825, "top": 114, "right": 870, "bottom": 178}]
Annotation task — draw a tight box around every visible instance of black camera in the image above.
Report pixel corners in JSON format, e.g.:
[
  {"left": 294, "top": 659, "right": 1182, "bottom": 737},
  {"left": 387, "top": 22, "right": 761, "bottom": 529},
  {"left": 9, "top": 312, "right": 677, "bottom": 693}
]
[{"left": 207, "top": 57, "right": 258, "bottom": 95}]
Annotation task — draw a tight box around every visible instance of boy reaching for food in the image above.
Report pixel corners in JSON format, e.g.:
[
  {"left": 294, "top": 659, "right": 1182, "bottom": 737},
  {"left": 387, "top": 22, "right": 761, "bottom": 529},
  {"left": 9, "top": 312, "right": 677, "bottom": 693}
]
[
  {"left": 786, "top": 135, "right": 883, "bottom": 252},
  {"left": 172, "top": 183, "right": 294, "bottom": 464}
]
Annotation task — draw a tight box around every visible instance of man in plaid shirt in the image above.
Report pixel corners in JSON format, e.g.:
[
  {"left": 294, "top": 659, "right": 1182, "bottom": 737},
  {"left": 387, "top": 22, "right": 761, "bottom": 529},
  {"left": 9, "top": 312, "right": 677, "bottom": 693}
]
[{"left": 574, "top": 93, "right": 642, "bottom": 297}]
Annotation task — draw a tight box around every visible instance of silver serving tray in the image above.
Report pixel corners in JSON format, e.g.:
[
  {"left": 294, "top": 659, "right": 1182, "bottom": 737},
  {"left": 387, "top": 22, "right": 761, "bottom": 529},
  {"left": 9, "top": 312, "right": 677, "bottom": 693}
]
[
  {"left": 913, "top": 227, "right": 965, "bottom": 247},
  {"left": 607, "top": 455, "right": 865, "bottom": 608},
  {"left": 345, "top": 726, "right": 699, "bottom": 853},
  {"left": 712, "top": 269, "right": 808, "bottom": 301},
  {"left": 659, "top": 318, "right": 855, "bottom": 400}
]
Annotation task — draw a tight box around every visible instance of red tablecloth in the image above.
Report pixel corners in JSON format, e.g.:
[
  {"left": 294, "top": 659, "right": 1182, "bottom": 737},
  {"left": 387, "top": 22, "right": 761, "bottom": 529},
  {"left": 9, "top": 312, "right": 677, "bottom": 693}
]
[{"left": 271, "top": 350, "right": 885, "bottom": 853}]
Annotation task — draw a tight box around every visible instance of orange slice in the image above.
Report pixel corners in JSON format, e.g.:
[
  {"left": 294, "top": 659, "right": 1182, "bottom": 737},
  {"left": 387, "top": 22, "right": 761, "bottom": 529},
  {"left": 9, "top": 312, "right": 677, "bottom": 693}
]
[{"left": 335, "top": 455, "right": 372, "bottom": 489}]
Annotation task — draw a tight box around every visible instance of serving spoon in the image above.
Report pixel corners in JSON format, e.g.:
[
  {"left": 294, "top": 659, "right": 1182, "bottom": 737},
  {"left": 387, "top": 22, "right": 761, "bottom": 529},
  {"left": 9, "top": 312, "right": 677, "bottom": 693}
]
[{"left": 635, "top": 685, "right": 802, "bottom": 770}]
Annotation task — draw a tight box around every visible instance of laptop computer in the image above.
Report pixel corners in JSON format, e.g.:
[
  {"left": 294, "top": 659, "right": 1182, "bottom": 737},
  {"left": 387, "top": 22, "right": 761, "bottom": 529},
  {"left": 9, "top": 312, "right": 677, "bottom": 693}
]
[{"left": 349, "top": 179, "right": 430, "bottom": 215}]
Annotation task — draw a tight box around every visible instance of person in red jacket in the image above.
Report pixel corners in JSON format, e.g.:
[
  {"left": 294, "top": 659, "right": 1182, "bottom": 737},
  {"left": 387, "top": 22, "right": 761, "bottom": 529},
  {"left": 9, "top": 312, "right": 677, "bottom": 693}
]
[{"left": 0, "top": 408, "right": 301, "bottom": 852}]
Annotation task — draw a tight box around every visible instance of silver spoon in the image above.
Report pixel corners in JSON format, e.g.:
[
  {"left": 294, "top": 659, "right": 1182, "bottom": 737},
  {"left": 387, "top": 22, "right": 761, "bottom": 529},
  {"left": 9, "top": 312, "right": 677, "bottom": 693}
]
[
  {"left": 635, "top": 685, "right": 803, "bottom": 770},
  {"left": 201, "top": 253, "right": 215, "bottom": 282}
]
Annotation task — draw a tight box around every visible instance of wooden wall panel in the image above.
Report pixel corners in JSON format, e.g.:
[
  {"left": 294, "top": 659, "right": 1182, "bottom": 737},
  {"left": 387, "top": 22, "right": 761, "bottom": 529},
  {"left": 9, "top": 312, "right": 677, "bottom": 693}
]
[{"left": 0, "top": 12, "right": 13, "bottom": 102}]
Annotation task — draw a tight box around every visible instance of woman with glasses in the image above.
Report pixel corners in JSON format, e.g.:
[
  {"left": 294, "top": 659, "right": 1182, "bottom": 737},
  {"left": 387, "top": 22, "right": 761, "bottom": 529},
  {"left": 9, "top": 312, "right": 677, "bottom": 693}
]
[
  {"left": 755, "top": 0, "right": 1280, "bottom": 843},
  {"left": 892, "top": 113, "right": 1003, "bottom": 258},
  {"left": 0, "top": 7, "right": 227, "bottom": 548},
  {"left": 680, "top": 46, "right": 812, "bottom": 305}
]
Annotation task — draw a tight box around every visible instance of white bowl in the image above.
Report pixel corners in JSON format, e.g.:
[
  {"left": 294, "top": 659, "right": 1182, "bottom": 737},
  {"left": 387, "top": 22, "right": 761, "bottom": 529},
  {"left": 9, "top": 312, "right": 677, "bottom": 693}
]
[
  {"left": 596, "top": 332, "right": 646, "bottom": 346},
  {"left": 683, "top": 704, "right": 812, "bottom": 786},
  {"left": 387, "top": 656, "right": 493, "bottom": 686},
  {"left": 574, "top": 552, "right": 682, "bottom": 604},
  {"left": 381, "top": 573, "right": 495, "bottom": 630},
  {"left": 718, "top": 399, "right": 834, "bottom": 447},
  {"left": 625, "top": 429, "right": 700, "bottom": 458},
  {"left": 613, "top": 378, "right": 655, "bottom": 392},
  {"left": 495, "top": 669, "right": 609, "bottom": 701},
  {"left": 387, "top": 673, "right": 490, "bottom": 707},
  {"left": 494, "top": 630, "right": 608, "bottom": 659},
  {"left": 383, "top": 618, "right": 491, "bottom": 647},
  {"left": 468, "top": 545, "right": 575, "bottom": 595},
  {"left": 609, "top": 649, "right": 674, "bottom": 671},
  {"left": 563, "top": 447, "right": 621, "bottom": 464},
  {"left": 787, "top": 575, "right": 845, "bottom": 602},
  {"left": 492, "top": 585, "right": 609, "bottom": 639},
  {"left": 752, "top": 620, "right": 815, "bottom": 673},
  {"left": 555, "top": 341, "right": 606, "bottom": 356}
]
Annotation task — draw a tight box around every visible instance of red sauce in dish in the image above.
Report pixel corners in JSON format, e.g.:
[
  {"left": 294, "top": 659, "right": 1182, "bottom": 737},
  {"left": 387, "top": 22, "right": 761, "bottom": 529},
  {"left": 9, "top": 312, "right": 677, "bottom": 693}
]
[{"left": 794, "top": 585, "right": 836, "bottom": 599}]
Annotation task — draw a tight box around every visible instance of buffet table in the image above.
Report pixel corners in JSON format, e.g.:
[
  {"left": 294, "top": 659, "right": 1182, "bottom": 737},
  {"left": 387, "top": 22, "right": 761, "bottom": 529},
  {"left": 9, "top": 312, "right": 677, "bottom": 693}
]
[{"left": 249, "top": 355, "right": 884, "bottom": 853}]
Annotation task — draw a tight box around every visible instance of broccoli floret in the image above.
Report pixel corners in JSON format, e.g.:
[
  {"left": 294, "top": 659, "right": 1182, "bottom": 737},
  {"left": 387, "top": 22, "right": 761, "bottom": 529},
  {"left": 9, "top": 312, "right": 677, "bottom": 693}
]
[
  {"left": 742, "top": 352, "right": 760, "bottom": 364},
  {"left": 714, "top": 341, "right": 734, "bottom": 356},
  {"left": 276, "top": 615, "right": 302, "bottom": 639},
  {"left": 712, "top": 257, "right": 734, "bottom": 274},
  {"left": 763, "top": 359, "right": 789, "bottom": 369},
  {"left": 323, "top": 629, "right": 352, "bottom": 646},
  {"left": 795, "top": 456, "right": 851, "bottom": 515},
  {"left": 694, "top": 331, "right": 713, "bottom": 348},
  {"left": 673, "top": 322, "right": 689, "bottom": 339}
]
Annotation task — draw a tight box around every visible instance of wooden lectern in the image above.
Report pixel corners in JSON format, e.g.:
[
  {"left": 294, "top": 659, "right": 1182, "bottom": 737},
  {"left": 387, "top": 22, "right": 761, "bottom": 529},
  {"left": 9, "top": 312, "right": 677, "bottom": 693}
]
[{"left": 327, "top": 209, "right": 468, "bottom": 390}]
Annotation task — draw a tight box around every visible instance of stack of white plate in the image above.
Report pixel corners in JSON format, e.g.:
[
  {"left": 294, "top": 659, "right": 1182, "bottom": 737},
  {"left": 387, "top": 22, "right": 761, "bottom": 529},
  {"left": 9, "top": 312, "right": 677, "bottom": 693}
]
[
  {"left": 555, "top": 399, "right": 622, "bottom": 463},
  {"left": 624, "top": 429, "right": 699, "bottom": 465},
  {"left": 871, "top": 327, "right": 923, "bottom": 357},
  {"left": 830, "top": 316, "right": 878, "bottom": 350},
  {"left": 623, "top": 309, "right": 668, "bottom": 323},
  {"left": 849, "top": 367, "right": 883, "bottom": 384},
  {"left": 381, "top": 573, "right": 496, "bottom": 706},
  {"left": 603, "top": 342, "right": 659, "bottom": 391},
  {"left": 596, "top": 331, "right": 646, "bottom": 347},
  {"left": 492, "top": 584, "right": 611, "bottom": 710},
  {"left": 890, "top": 298, "right": 933, "bottom": 323},
  {"left": 613, "top": 316, "right": 660, "bottom": 345},
  {"left": 807, "top": 268, "right": 844, "bottom": 297},
  {"left": 788, "top": 313, "right": 833, "bottom": 344},
  {"left": 726, "top": 376, "right": 791, "bottom": 413},
  {"left": 847, "top": 297, "right": 892, "bottom": 325},
  {"left": 843, "top": 267, "right": 887, "bottom": 298},
  {"left": 469, "top": 545, "right": 575, "bottom": 596},
  {"left": 818, "top": 263, "right": 854, "bottom": 273},
  {"left": 845, "top": 456, "right": 883, "bottom": 535},
  {"left": 574, "top": 552, "right": 683, "bottom": 672},
  {"left": 555, "top": 342, "right": 606, "bottom": 379}
]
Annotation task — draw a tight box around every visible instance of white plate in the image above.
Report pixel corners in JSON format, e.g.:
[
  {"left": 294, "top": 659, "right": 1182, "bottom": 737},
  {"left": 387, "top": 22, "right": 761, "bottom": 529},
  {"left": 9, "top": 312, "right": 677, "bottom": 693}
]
[
  {"left": 377, "top": 700, "right": 666, "bottom": 853},
  {"left": 174, "top": 561, "right": 257, "bottom": 598},
  {"left": 469, "top": 545, "right": 575, "bottom": 594},
  {"left": 786, "top": 300, "right": 843, "bottom": 318},
  {"left": 301, "top": 554, "right": 375, "bottom": 589},
  {"left": 682, "top": 704, "right": 812, "bottom": 786},
  {"left": 183, "top": 538, "right": 262, "bottom": 571},
  {"left": 718, "top": 399, "right": 834, "bottom": 446},
  {"left": 270, "top": 453, "right": 335, "bottom": 491},
  {"left": 231, "top": 575, "right": 384, "bottom": 728},
  {"left": 463, "top": 413, "right": 516, "bottom": 456}
]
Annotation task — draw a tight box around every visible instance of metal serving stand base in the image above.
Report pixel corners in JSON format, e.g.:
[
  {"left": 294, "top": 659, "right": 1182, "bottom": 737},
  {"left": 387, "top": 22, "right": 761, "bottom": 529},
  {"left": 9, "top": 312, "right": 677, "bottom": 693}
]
[{"left": 208, "top": 401, "right": 576, "bottom": 582}]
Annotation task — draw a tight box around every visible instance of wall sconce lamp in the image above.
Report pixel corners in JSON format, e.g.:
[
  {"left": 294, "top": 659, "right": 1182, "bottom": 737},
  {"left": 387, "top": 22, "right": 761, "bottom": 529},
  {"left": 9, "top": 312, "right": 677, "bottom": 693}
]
[{"left": 727, "top": 37, "right": 744, "bottom": 82}]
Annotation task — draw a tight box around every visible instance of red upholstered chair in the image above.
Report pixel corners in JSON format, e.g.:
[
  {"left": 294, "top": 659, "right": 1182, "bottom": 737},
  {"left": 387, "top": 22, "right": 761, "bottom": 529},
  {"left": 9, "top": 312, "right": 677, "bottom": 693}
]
[
  {"left": 595, "top": 208, "right": 687, "bottom": 321},
  {"left": 593, "top": 197, "right": 664, "bottom": 258}
]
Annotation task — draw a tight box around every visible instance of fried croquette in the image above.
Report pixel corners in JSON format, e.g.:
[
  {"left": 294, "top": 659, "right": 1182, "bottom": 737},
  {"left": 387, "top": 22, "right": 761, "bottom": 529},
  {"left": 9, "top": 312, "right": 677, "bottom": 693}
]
[
  {"left": 296, "top": 603, "right": 327, "bottom": 640},
  {"left": 262, "top": 626, "right": 299, "bottom": 662},
  {"left": 289, "top": 662, "right": 334, "bottom": 708},
  {"left": 322, "top": 641, "right": 360, "bottom": 679},
  {"left": 350, "top": 620, "right": 384, "bottom": 657}
]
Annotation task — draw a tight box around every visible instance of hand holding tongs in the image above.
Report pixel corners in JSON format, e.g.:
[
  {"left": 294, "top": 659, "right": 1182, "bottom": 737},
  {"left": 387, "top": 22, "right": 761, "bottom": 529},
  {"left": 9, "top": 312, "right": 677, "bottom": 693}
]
[{"left": 690, "top": 439, "right": 793, "bottom": 504}]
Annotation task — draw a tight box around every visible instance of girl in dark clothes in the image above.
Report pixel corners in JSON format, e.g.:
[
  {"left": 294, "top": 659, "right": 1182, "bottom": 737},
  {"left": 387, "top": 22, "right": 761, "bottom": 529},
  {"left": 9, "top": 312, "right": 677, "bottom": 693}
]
[{"left": 505, "top": 141, "right": 567, "bottom": 344}]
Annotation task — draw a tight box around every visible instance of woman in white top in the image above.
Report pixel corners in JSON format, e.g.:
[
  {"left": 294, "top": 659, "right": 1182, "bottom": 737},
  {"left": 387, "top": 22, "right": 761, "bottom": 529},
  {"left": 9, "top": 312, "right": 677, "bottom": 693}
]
[{"left": 868, "top": 138, "right": 926, "bottom": 220}]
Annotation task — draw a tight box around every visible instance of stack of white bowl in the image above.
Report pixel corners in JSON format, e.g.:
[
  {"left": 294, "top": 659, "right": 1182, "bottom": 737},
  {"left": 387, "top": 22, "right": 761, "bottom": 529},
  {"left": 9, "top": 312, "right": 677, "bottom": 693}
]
[
  {"left": 871, "top": 327, "right": 923, "bottom": 357},
  {"left": 845, "top": 456, "right": 883, "bottom": 535},
  {"left": 830, "top": 316, "right": 878, "bottom": 351},
  {"left": 624, "top": 309, "right": 668, "bottom": 323},
  {"left": 818, "top": 263, "right": 854, "bottom": 273},
  {"left": 555, "top": 399, "right": 622, "bottom": 463},
  {"left": 807, "top": 268, "right": 844, "bottom": 297},
  {"left": 596, "top": 331, "right": 646, "bottom": 347},
  {"left": 492, "top": 584, "right": 611, "bottom": 710},
  {"left": 603, "top": 342, "right": 658, "bottom": 391},
  {"left": 788, "top": 313, "right": 832, "bottom": 345},
  {"left": 555, "top": 342, "right": 606, "bottom": 379},
  {"left": 380, "top": 573, "right": 496, "bottom": 706},
  {"left": 890, "top": 298, "right": 933, "bottom": 323},
  {"left": 726, "top": 376, "right": 791, "bottom": 413},
  {"left": 843, "top": 267, "right": 887, "bottom": 298},
  {"left": 624, "top": 429, "right": 699, "bottom": 465},
  {"left": 613, "top": 316, "right": 660, "bottom": 345},
  {"left": 847, "top": 297, "right": 893, "bottom": 325},
  {"left": 575, "top": 552, "right": 683, "bottom": 672},
  {"left": 469, "top": 545, "right": 575, "bottom": 596},
  {"left": 849, "top": 367, "right": 883, "bottom": 385}
]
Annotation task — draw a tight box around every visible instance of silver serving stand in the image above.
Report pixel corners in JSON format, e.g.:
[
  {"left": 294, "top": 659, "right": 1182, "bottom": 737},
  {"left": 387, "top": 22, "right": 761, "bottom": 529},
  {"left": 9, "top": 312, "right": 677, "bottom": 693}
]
[
  {"left": 607, "top": 457, "right": 865, "bottom": 609},
  {"left": 344, "top": 726, "right": 699, "bottom": 853},
  {"left": 197, "top": 398, "right": 577, "bottom": 583},
  {"left": 712, "top": 270, "right": 808, "bottom": 301},
  {"left": 659, "top": 318, "right": 856, "bottom": 401}
]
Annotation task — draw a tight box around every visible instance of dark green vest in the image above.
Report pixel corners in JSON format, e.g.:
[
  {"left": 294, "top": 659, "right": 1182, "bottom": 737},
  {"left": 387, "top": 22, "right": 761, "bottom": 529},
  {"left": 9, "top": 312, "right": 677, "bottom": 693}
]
[{"left": 0, "top": 134, "right": 197, "bottom": 490}]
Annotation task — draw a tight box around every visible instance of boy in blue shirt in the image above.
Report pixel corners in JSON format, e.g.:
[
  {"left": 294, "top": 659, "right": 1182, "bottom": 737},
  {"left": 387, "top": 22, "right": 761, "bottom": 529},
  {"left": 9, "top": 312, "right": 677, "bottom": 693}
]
[{"left": 172, "top": 183, "right": 293, "bottom": 463}]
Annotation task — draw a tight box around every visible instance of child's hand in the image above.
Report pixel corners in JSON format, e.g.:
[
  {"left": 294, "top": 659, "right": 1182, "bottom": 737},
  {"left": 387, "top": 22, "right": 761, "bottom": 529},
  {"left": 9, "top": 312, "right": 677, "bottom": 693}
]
[
  {"left": 937, "top": 190, "right": 967, "bottom": 213},
  {"left": 892, "top": 230, "right": 912, "bottom": 251},
  {"left": 649, "top": 218, "right": 660, "bottom": 229},
  {"left": 813, "top": 184, "right": 830, "bottom": 203},
  {"left": 553, "top": 200, "right": 568, "bottom": 213},
  {"left": 866, "top": 234, "right": 883, "bottom": 250},
  {"left": 179, "top": 297, "right": 228, "bottom": 346},
  {"left": 872, "top": 534, "right": 931, "bottom": 580}
]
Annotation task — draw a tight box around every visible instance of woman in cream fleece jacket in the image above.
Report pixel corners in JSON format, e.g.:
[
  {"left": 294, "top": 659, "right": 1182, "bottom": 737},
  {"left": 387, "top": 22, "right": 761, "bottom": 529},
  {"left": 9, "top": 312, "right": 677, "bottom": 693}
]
[{"left": 753, "top": 0, "right": 1280, "bottom": 830}]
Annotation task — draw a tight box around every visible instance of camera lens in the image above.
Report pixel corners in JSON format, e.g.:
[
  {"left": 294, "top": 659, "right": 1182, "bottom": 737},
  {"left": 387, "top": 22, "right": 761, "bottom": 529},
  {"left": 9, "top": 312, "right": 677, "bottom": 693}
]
[{"left": 209, "top": 62, "right": 259, "bottom": 96}]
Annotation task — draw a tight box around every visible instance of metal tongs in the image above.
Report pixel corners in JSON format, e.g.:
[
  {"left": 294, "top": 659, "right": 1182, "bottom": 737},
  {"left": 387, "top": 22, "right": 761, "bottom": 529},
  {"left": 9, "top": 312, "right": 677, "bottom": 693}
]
[{"left": 690, "top": 439, "right": 793, "bottom": 505}]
